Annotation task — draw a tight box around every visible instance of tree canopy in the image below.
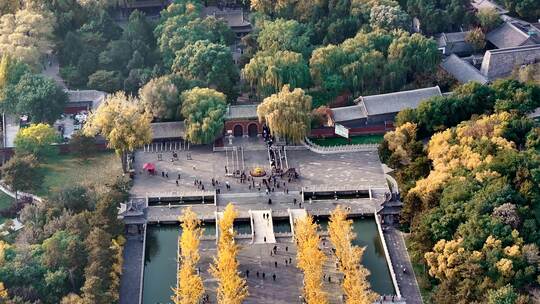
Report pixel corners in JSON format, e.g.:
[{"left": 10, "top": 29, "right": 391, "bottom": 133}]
[
  {"left": 84, "top": 91, "right": 152, "bottom": 172},
  {"left": 139, "top": 76, "right": 180, "bottom": 121},
  {"left": 181, "top": 87, "right": 227, "bottom": 145},
  {"left": 257, "top": 85, "right": 312, "bottom": 143},
  {"left": 6, "top": 73, "right": 68, "bottom": 123},
  {"left": 0, "top": 8, "right": 54, "bottom": 69},
  {"left": 172, "top": 40, "right": 239, "bottom": 100},
  {"left": 243, "top": 50, "right": 311, "bottom": 99},
  {"left": 1, "top": 154, "right": 42, "bottom": 198},
  {"left": 14, "top": 123, "right": 59, "bottom": 159},
  {"left": 210, "top": 203, "right": 248, "bottom": 304}
]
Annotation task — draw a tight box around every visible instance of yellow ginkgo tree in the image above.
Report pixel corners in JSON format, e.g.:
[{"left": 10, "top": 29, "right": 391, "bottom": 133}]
[
  {"left": 294, "top": 215, "right": 327, "bottom": 304},
  {"left": 83, "top": 91, "right": 152, "bottom": 172},
  {"left": 173, "top": 207, "right": 204, "bottom": 304},
  {"left": 328, "top": 206, "right": 378, "bottom": 304},
  {"left": 210, "top": 203, "right": 248, "bottom": 304}
]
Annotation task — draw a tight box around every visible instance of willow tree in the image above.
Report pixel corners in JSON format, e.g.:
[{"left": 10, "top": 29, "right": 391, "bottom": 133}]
[
  {"left": 295, "top": 215, "right": 327, "bottom": 304},
  {"left": 242, "top": 51, "right": 311, "bottom": 98},
  {"left": 173, "top": 207, "right": 204, "bottom": 304},
  {"left": 328, "top": 206, "right": 378, "bottom": 304},
  {"left": 257, "top": 85, "right": 312, "bottom": 143},
  {"left": 210, "top": 203, "right": 248, "bottom": 304},
  {"left": 180, "top": 87, "right": 227, "bottom": 145},
  {"left": 84, "top": 92, "right": 152, "bottom": 172}
]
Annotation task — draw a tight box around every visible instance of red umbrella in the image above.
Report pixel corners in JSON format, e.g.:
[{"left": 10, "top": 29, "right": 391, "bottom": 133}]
[{"left": 143, "top": 163, "right": 155, "bottom": 171}]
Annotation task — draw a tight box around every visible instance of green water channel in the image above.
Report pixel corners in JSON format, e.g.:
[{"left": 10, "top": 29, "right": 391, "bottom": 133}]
[
  {"left": 142, "top": 218, "right": 394, "bottom": 303},
  {"left": 316, "top": 216, "right": 395, "bottom": 295}
]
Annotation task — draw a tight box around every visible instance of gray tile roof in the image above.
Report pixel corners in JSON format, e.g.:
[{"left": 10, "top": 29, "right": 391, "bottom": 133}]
[
  {"left": 358, "top": 87, "right": 443, "bottom": 116},
  {"left": 331, "top": 104, "right": 367, "bottom": 122},
  {"left": 225, "top": 104, "right": 258, "bottom": 120},
  {"left": 441, "top": 54, "right": 488, "bottom": 84},
  {"left": 471, "top": 0, "right": 508, "bottom": 14},
  {"left": 480, "top": 44, "right": 540, "bottom": 80},
  {"left": 201, "top": 7, "right": 251, "bottom": 29},
  {"left": 437, "top": 31, "right": 475, "bottom": 56},
  {"left": 151, "top": 121, "right": 185, "bottom": 140},
  {"left": 486, "top": 22, "right": 539, "bottom": 49},
  {"left": 66, "top": 90, "right": 106, "bottom": 109}
]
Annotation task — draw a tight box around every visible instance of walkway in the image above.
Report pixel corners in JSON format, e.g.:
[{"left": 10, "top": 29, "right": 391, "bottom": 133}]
[
  {"left": 384, "top": 226, "right": 423, "bottom": 304},
  {"left": 119, "top": 235, "right": 144, "bottom": 304},
  {"left": 41, "top": 55, "right": 66, "bottom": 88},
  {"left": 251, "top": 210, "right": 276, "bottom": 244}
]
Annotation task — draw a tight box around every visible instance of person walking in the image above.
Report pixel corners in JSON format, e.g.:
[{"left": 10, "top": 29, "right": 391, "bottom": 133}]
[
  {"left": 274, "top": 261, "right": 277, "bottom": 268},
  {"left": 272, "top": 273, "right": 276, "bottom": 281}
]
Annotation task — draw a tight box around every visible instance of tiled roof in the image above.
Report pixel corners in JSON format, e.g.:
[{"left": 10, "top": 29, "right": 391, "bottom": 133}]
[
  {"left": 471, "top": 0, "right": 508, "bottom": 14},
  {"left": 358, "top": 87, "right": 443, "bottom": 116},
  {"left": 225, "top": 104, "right": 258, "bottom": 120},
  {"left": 437, "top": 31, "right": 475, "bottom": 55},
  {"left": 486, "top": 22, "right": 539, "bottom": 49},
  {"left": 331, "top": 105, "right": 367, "bottom": 122},
  {"left": 66, "top": 90, "right": 106, "bottom": 109},
  {"left": 480, "top": 44, "right": 540, "bottom": 79},
  {"left": 441, "top": 54, "right": 488, "bottom": 84},
  {"left": 151, "top": 121, "right": 185, "bottom": 139},
  {"left": 201, "top": 7, "right": 251, "bottom": 28}
]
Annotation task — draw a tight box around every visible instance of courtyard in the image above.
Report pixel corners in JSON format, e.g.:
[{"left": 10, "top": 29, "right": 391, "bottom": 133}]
[{"left": 121, "top": 140, "right": 420, "bottom": 304}]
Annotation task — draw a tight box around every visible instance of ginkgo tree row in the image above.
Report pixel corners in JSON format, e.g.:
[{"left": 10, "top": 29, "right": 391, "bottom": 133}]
[{"left": 175, "top": 204, "right": 376, "bottom": 304}]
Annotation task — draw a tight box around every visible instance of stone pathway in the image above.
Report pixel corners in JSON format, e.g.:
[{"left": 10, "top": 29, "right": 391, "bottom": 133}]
[{"left": 251, "top": 210, "right": 275, "bottom": 244}]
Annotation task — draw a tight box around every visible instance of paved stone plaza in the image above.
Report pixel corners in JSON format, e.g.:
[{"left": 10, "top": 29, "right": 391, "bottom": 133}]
[{"left": 120, "top": 142, "right": 421, "bottom": 304}]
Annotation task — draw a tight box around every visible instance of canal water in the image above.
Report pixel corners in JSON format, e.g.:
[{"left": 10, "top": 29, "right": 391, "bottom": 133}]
[
  {"left": 142, "top": 218, "right": 394, "bottom": 303},
  {"left": 316, "top": 216, "right": 395, "bottom": 295}
]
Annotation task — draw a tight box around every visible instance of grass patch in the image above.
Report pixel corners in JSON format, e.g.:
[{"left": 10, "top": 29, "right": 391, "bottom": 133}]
[
  {"left": 0, "top": 191, "right": 14, "bottom": 224},
  {"left": 36, "top": 151, "right": 123, "bottom": 198},
  {"left": 310, "top": 134, "right": 384, "bottom": 146}
]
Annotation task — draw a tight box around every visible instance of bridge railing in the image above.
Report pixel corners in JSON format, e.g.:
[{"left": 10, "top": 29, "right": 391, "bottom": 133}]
[{"left": 303, "top": 137, "right": 378, "bottom": 154}]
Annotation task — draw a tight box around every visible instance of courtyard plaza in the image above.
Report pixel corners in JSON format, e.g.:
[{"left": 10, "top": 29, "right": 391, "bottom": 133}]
[{"left": 121, "top": 140, "right": 418, "bottom": 304}]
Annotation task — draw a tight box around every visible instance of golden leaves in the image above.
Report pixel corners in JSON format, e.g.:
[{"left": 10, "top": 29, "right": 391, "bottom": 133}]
[
  {"left": 295, "top": 215, "right": 327, "bottom": 304},
  {"left": 328, "top": 206, "right": 378, "bottom": 304},
  {"left": 210, "top": 204, "right": 248, "bottom": 304},
  {"left": 174, "top": 207, "right": 204, "bottom": 304}
]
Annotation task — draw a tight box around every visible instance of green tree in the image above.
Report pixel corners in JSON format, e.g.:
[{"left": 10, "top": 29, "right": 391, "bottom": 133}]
[
  {"left": 87, "top": 70, "right": 123, "bottom": 93},
  {"left": 83, "top": 92, "right": 152, "bottom": 172},
  {"left": 477, "top": 8, "right": 501, "bottom": 32},
  {"left": 139, "top": 76, "right": 180, "bottom": 121},
  {"left": 1, "top": 154, "right": 43, "bottom": 200},
  {"left": 370, "top": 4, "right": 410, "bottom": 31},
  {"left": 9, "top": 74, "right": 67, "bottom": 124},
  {"left": 257, "top": 85, "right": 312, "bottom": 143},
  {"left": 243, "top": 51, "right": 311, "bottom": 99},
  {"left": 69, "top": 132, "right": 97, "bottom": 160},
  {"left": 14, "top": 123, "right": 59, "bottom": 159},
  {"left": 404, "top": 0, "right": 473, "bottom": 33},
  {"left": 487, "top": 285, "right": 518, "bottom": 304},
  {"left": 50, "top": 185, "right": 92, "bottom": 213},
  {"left": 172, "top": 40, "right": 239, "bottom": 100},
  {"left": 257, "top": 19, "right": 313, "bottom": 57},
  {"left": 181, "top": 87, "right": 227, "bottom": 144}
]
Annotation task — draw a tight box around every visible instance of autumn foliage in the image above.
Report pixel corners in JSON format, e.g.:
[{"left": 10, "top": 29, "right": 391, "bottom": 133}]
[
  {"left": 173, "top": 207, "right": 204, "bottom": 304},
  {"left": 210, "top": 204, "right": 248, "bottom": 304},
  {"left": 294, "top": 215, "right": 327, "bottom": 304},
  {"left": 328, "top": 206, "right": 378, "bottom": 304}
]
